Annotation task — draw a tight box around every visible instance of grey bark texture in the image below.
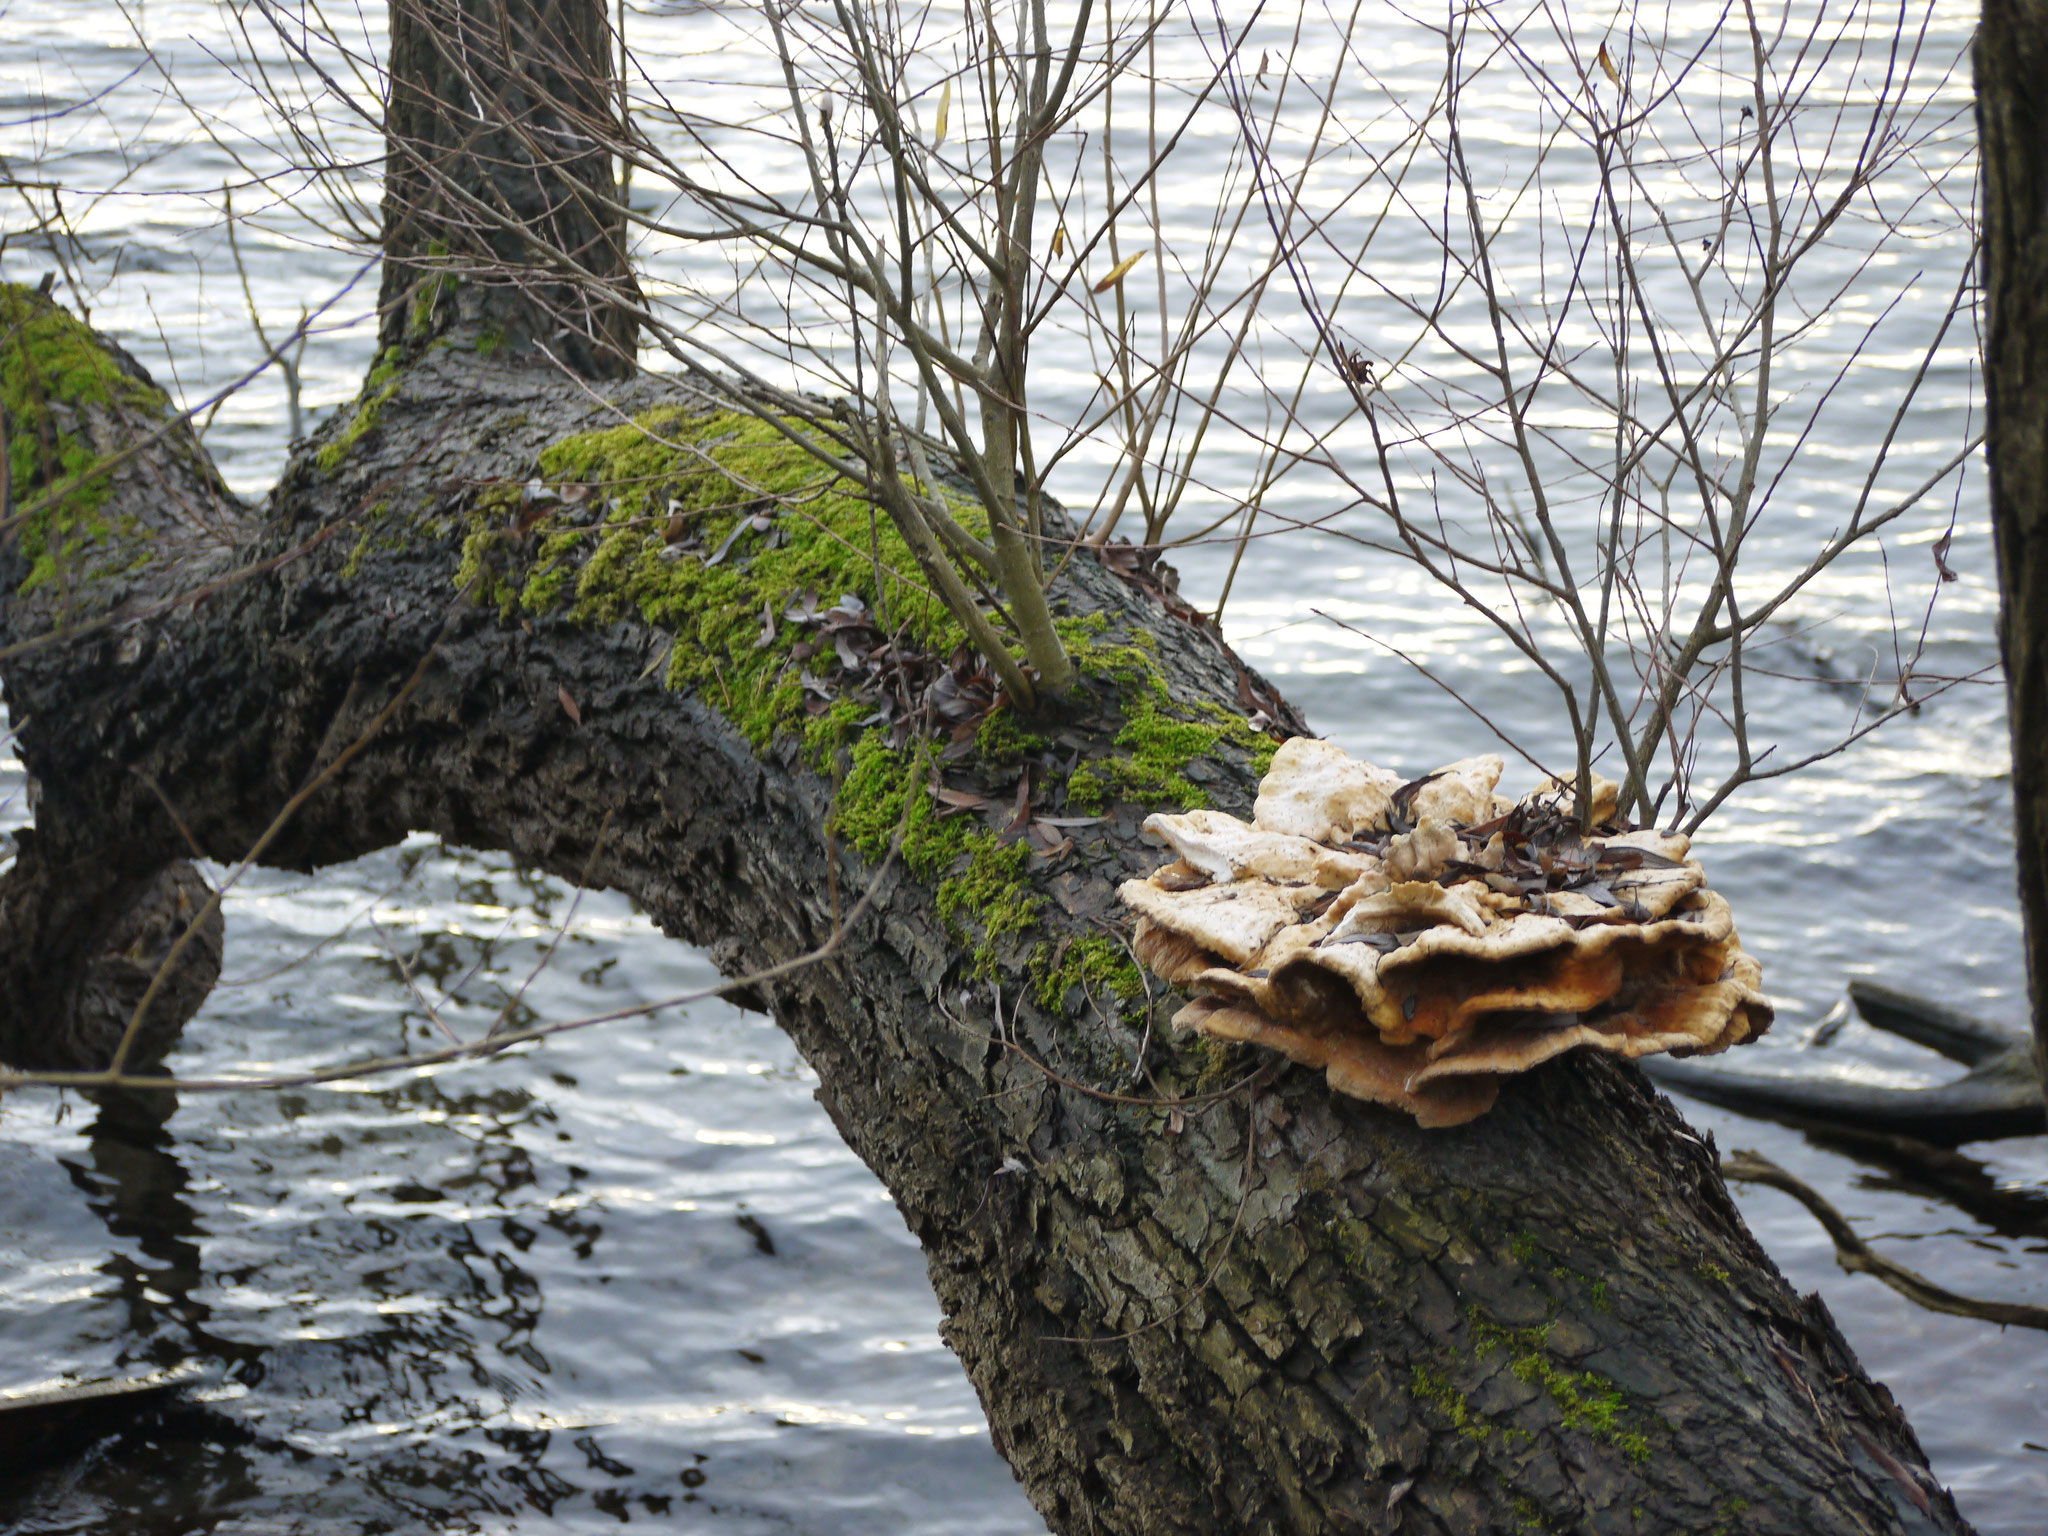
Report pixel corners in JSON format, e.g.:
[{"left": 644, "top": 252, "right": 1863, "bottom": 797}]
[
  {"left": 379, "top": 0, "right": 639, "bottom": 376},
  {"left": 0, "top": 295, "right": 1978, "bottom": 1533},
  {"left": 1979, "top": 0, "right": 2048, "bottom": 1093}
]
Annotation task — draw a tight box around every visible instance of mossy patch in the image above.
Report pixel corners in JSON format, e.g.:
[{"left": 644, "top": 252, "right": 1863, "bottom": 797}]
[
  {"left": 1312, "top": 1195, "right": 1380, "bottom": 1278},
  {"left": 1030, "top": 933, "right": 1148, "bottom": 1016},
  {"left": 827, "top": 729, "right": 1036, "bottom": 978},
  {"left": 459, "top": 405, "right": 1281, "bottom": 991},
  {"left": 936, "top": 835, "right": 1040, "bottom": 978},
  {"left": 1406, "top": 1299, "right": 1654, "bottom": 1469},
  {"left": 0, "top": 283, "right": 169, "bottom": 594},
  {"left": 316, "top": 345, "right": 405, "bottom": 474},
  {"left": 1413, "top": 1363, "right": 1489, "bottom": 1443},
  {"left": 975, "top": 705, "right": 1048, "bottom": 768},
  {"left": 1508, "top": 1492, "right": 1567, "bottom": 1534},
  {"left": 401, "top": 241, "right": 462, "bottom": 345},
  {"left": 1184, "top": 1031, "right": 1254, "bottom": 1091},
  {"left": 1059, "top": 617, "right": 1279, "bottom": 811},
  {"left": 340, "top": 499, "right": 397, "bottom": 579},
  {"left": 462, "top": 407, "right": 977, "bottom": 750},
  {"left": 1469, "top": 1311, "right": 1651, "bottom": 1463},
  {"left": 1507, "top": 1232, "right": 1614, "bottom": 1313},
  {"left": 470, "top": 411, "right": 1277, "bottom": 807},
  {"left": 831, "top": 728, "right": 973, "bottom": 875}
]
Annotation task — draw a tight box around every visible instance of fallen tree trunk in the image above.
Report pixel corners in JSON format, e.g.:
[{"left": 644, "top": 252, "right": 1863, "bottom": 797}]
[{"left": 0, "top": 282, "right": 1974, "bottom": 1534}]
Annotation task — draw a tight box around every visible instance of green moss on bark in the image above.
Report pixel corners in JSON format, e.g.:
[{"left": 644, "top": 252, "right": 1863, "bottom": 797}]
[
  {"left": 974, "top": 706, "right": 1048, "bottom": 767},
  {"left": 0, "top": 283, "right": 170, "bottom": 593},
  {"left": 316, "top": 345, "right": 405, "bottom": 474},
  {"left": 1030, "top": 934, "right": 1148, "bottom": 1016},
  {"left": 1412, "top": 1363, "right": 1490, "bottom": 1442},
  {"left": 1059, "top": 618, "right": 1279, "bottom": 811},
  {"left": 471, "top": 408, "right": 977, "bottom": 750},
  {"left": 340, "top": 500, "right": 397, "bottom": 579},
  {"left": 828, "top": 730, "right": 1036, "bottom": 977},
  {"left": 457, "top": 407, "right": 1047, "bottom": 972},
  {"left": 936, "top": 836, "right": 1040, "bottom": 978},
  {"left": 1469, "top": 1312, "right": 1652, "bottom": 1463},
  {"left": 457, "top": 404, "right": 1280, "bottom": 990}
]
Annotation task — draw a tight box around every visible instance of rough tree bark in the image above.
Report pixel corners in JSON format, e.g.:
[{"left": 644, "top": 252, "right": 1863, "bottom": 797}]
[
  {"left": 1979, "top": 0, "right": 2048, "bottom": 1095},
  {"left": 379, "top": 0, "right": 639, "bottom": 376},
  {"left": 0, "top": 3, "right": 1981, "bottom": 1531}
]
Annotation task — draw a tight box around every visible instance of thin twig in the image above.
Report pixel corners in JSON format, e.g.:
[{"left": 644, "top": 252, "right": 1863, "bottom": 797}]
[{"left": 1723, "top": 1151, "right": 2048, "bottom": 1333}]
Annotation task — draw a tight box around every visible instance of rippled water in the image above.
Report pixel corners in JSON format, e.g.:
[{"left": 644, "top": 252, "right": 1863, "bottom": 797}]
[
  {"left": 0, "top": 831, "right": 1026, "bottom": 1533},
  {"left": 2, "top": 1, "right": 2044, "bottom": 1531}
]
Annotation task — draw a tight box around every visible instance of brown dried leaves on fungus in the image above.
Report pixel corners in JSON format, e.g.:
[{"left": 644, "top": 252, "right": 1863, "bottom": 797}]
[{"left": 1120, "top": 738, "right": 1772, "bottom": 1128}]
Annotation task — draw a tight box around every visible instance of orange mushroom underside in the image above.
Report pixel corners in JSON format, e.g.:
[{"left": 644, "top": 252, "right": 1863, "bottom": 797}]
[{"left": 1121, "top": 739, "right": 1771, "bottom": 1128}]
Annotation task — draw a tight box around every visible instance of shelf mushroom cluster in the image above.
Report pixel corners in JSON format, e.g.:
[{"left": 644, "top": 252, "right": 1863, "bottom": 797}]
[{"left": 1120, "top": 739, "right": 1771, "bottom": 1127}]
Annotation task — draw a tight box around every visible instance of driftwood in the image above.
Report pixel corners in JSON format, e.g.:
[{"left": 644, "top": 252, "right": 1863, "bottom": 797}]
[{"left": 1646, "top": 982, "right": 2044, "bottom": 1147}]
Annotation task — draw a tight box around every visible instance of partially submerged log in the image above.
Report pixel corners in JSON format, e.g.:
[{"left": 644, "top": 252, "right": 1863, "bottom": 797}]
[
  {"left": 0, "top": 280, "right": 1977, "bottom": 1534},
  {"left": 0, "top": 1362, "right": 207, "bottom": 1476},
  {"left": 1646, "top": 983, "right": 2044, "bottom": 1147}
]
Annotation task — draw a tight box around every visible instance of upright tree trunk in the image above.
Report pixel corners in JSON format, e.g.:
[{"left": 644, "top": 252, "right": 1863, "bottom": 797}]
[
  {"left": 380, "top": 0, "right": 639, "bottom": 375},
  {"left": 1979, "top": 0, "right": 2048, "bottom": 1096},
  {"left": 0, "top": 3, "right": 1983, "bottom": 1530}
]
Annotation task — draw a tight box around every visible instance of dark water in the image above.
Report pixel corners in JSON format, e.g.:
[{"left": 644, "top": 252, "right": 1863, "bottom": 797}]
[
  {"left": 0, "top": 842, "right": 1030, "bottom": 1535},
  {"left": 2, "top": 0, "right": 2044, "bottom": 1530}
]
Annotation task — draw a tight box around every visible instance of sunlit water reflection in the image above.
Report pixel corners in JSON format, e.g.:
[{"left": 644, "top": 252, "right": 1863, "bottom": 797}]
[{"left": 1, "top": 834, "right": 1027, "bottom": 1534}]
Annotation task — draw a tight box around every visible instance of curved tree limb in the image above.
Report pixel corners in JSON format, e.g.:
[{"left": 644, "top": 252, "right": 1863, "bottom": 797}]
[{"left": 0, "top": 285, "right": 1978, "bottom": 1533}]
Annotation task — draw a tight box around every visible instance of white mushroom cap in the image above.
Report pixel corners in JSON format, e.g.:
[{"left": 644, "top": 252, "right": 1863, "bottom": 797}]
[
  {"left": 1119, "top": 740, "right": 1772, "bottom": 1127},
  {"left": 1252, "top": 737, "right": 1401, "bottom": 842},
  {"left": 1142, "top": 809, "right": 1382, "bottom": 890},
  {"left": 1383, "top": 819, "right": 1458, "bottom": 882},
  {"left": 1408, "top": 754, "right": 1504, "bottom": 826},
  {"left": 1118, "top": 876, "right": 1325, "bottom": 968},
  {"left": 1327, "top": 881, "right": 1490, "bottom": 942}
]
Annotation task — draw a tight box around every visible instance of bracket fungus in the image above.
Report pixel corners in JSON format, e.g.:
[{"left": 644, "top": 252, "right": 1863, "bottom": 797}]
[{"left": 1122, "top": 737, "right": 1771, "bottom": 1128}]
